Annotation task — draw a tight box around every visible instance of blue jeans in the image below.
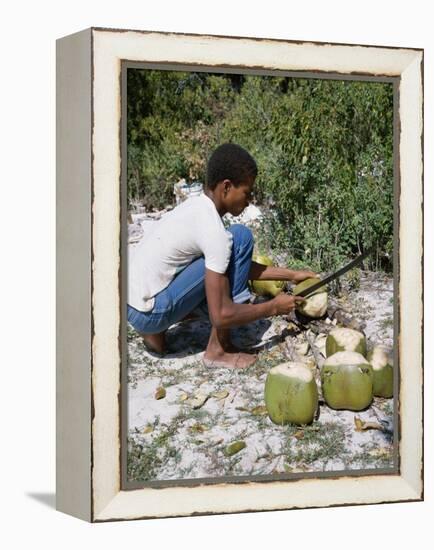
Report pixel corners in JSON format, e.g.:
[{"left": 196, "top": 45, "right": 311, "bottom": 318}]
[{"left": 127, "top": 224, "right": 254, "bottom": 334}]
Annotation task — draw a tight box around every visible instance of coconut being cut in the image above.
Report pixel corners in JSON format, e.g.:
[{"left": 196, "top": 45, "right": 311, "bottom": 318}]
[
  {"left": 250, "top": 254, "right": 285, "bottom": 298},
  {"left": 367, "top": 345, "right": 394, "bottom": 398},
  {"left": 264, "top": 362, "right": 318, "bottom": 425},
  {"left": 326, "top": 327, "right": 367, "bottom": 357},
  {"left": 293, "top": 277, "right": 328, "bottom": 319},
  {"left": 321, "top": 351, "right": 373, "bottom": 411}
]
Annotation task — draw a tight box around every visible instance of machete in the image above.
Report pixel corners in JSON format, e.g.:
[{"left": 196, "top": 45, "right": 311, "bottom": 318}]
[{"left": 294, "top": 247, "right": 375, "bottom": 298}]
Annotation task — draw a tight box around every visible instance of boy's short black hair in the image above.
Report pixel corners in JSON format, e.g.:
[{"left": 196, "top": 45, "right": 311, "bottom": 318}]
[{"left": 206, "top": 143, "right": 258, "bottom": 189}]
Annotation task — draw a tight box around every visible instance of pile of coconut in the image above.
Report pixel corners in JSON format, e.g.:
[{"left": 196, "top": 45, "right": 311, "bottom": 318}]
[
  {"left": 265, "top": 328, "right": 393, "bottom": 426},
  {"left": 250, "top": 255, "right": 393, "bottom": 425}
]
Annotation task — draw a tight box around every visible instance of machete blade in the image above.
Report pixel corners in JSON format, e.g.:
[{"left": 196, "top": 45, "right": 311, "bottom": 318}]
[{"left": 294, "top": 247, "right": 375, "bottom": 298}]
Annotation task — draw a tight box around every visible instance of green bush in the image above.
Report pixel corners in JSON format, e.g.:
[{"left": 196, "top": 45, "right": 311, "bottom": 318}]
[{"left": 127, "top": 70, "right": 393, "bottom": 272}]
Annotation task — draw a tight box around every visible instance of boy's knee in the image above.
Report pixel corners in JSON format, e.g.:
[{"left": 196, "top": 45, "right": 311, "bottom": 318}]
[{"left": 228, "top": 224, "right": 254, "bottom": 248}]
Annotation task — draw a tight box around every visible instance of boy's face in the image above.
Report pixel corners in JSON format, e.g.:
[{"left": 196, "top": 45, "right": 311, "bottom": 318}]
[{"left": 223, "top": 175, "right": 255, "bottom": 216}]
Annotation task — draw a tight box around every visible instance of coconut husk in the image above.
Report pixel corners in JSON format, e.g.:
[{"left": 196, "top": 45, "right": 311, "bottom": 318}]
[{"left": 328, "top": 306, "right": 366, "bottom": 332}]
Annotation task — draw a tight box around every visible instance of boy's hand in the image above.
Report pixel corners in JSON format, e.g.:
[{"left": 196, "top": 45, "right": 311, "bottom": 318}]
[
  {"left": 272, "top": 294, "right": 305, "bottom": 315},
  {"left": 291, "top": 270, "right": 318, "bottom": 283}
]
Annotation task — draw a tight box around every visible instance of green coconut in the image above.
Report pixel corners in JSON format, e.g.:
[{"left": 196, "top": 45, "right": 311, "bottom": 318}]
[
  {"left": 326, "top": 327, "right": 367, "bottom": 357},
  {"left": 293, "top": 277, "right": 328, "bottom": 318},
  {"left": 253, "top": 254, "right": 273, "bottom": 267},
  {"left": 321, "top": 351, "right": 373, "bottom": 411},
  {"left": 367, "top": 345, "right": 394, "bottom": 398},
  {"left": 250, "top": 254, "right": 285, "bottom": 297},
  {"left": 264, "top": 362, "right": 318, "bottom": 425}
]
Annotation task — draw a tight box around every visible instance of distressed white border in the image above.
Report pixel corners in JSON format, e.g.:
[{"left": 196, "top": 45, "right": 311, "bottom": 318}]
[{"left": 92, "top": 28, "right": 423, "bottom": 521}]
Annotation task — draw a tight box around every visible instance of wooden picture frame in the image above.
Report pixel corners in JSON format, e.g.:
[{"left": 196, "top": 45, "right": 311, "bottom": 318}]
[{"left": 56, "top": 27, "right": 423, "bottom": 522}]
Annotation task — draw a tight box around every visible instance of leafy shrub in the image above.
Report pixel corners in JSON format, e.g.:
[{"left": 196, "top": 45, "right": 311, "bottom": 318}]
[{"left": 127, "top": 70, "right": 393, "bottom": 271}]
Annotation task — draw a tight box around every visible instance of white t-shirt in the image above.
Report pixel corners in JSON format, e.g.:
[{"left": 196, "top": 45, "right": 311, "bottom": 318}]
[{"left": 128, "top": 194, "right": 233, "bottom": 312}]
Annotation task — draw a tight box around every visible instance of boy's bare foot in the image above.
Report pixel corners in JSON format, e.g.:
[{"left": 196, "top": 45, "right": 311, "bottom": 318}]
[
  {"left": 216, "top": 329, "right": 248, "bottom": 353},
  {"left": 203, "top": 327, "right": 257, "bottom": 369},
  {"left": 203, "top": 350, "right": 257, "bottom": 370},
  {"left": 140, "top": 332, "right": 166, "bottom": 355}
]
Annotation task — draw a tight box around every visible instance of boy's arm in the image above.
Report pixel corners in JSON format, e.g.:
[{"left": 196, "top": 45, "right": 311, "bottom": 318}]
[
  {"left": 249, "top": 261, "right": 317, "bottom": 283},
  {"left": 205, "top": 269, "right": 304, "bottom": 329}
]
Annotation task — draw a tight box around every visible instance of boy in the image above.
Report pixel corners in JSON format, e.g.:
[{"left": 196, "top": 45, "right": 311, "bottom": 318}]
[{"left": 128, "top": 143, "right": 316, "bottom": 369}]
